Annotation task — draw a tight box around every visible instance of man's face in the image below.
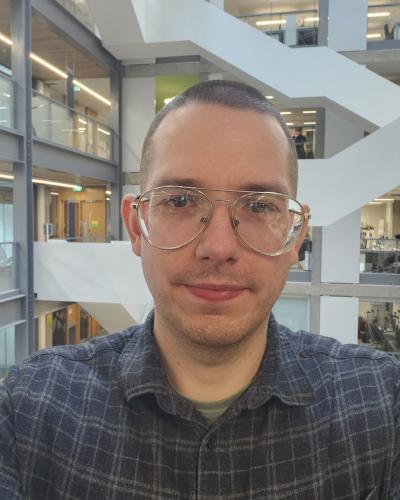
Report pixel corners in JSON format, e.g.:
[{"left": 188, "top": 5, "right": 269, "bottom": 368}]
[{"left": 123, "top": 103, "right": 305, "bottom": 348}]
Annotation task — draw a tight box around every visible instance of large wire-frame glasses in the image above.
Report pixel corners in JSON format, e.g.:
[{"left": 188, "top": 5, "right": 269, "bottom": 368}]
[{"left": 131, "top": 185, "right": 311, "bottom": 257}]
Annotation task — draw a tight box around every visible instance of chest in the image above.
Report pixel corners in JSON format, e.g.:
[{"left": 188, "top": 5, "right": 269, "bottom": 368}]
[{"left": 17, "top": 396, "right": 392, "bottom": 500}]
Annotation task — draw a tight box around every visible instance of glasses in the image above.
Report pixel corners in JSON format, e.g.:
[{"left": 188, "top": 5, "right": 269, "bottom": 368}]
[{"left": 132, "top": 186, "right": 310, "bottom": 257}]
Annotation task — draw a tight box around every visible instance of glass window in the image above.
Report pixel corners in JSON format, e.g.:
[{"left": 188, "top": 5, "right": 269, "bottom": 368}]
[{"left": 273, "top": 296, "right": 310, "bottom": 331}]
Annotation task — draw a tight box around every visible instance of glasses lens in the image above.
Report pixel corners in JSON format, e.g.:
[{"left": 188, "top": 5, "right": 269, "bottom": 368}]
[
  {"left": 234, "top": 193, "right": 304, "bottom": 255},
  {"left": 138, "top": 187, "right": 210, "bottom": 249}
]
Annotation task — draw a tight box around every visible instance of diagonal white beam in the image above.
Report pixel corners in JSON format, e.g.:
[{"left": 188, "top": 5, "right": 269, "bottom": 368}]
[{"left": 88, "top": 0, "right": 400, "bottom": 129}]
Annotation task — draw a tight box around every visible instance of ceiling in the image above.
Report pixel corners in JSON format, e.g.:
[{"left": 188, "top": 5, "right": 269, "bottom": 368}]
[{"left": 0, "top": 0, "right": 108, "bottom": 81}]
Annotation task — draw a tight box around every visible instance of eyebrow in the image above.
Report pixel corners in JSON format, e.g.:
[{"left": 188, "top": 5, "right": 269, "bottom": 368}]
[{"left": 152, "top": 177, "right": 290, "bottom": 195}]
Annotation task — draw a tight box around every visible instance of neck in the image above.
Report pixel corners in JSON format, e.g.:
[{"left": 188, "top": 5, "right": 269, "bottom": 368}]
[{"left": 153, "top": 313, "right": 268, "bottom": 402}]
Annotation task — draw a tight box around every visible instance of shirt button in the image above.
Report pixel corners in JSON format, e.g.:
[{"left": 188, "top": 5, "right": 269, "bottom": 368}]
[{"left": 207, "top": 436, "right": 217, "bottom": 449}]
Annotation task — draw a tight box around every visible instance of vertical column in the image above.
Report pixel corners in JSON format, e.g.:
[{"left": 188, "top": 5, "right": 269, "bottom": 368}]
[
  {"left": 318, "top": 0, "right": 368, "bottom": 51},
  {"left": 109, "top": 63, "right": 123, "bottom": 240},
  {"left": 318, "top": 107, "right": 365, "bottom": 343},
  {"left": 122, "top": 76, "right": 155, "bottom": 240},
  {"left": 285, "top": 15, "right": 297, "bottom": 47},
  {"left": 11, "top": 0, "right": 34, "bottom": 360}
]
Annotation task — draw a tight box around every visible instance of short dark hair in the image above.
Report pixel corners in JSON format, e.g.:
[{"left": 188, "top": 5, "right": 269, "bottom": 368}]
[{"left": 140, "top": 80, "right": 298, "bottom": 195}]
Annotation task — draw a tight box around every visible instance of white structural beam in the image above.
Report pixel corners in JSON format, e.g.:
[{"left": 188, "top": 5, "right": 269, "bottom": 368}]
[
  {"left": 298, "top": 116, "right": 400, "bottom": 226},
  {"left": 88, "top": 0, "right": 400, "bottom": 130}
]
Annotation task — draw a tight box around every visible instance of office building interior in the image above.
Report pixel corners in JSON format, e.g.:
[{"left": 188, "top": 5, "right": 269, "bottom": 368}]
[{"left": 0, "top": 0, "right": 399, "bottom": 377}]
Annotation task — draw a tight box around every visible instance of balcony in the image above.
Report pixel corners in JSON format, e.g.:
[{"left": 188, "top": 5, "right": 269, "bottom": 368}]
[
  {"left": 32, "top": 91, "right": 114, "bottom": 161},
  {"left": 237, "top": 10, "right": 319, "bottom": 47}
]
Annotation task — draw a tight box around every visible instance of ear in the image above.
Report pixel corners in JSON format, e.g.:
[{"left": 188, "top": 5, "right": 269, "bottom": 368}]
[
  {"left": 287, "top": 203, "right": 310, "bottom": 267},
  {"left": 121, "top": 194, "right": 142, "bottom": 257}
]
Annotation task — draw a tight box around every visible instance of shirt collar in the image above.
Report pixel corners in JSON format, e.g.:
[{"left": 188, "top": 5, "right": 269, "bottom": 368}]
[{"left": 119, "top": 311, "right": 314, "bottom": 415}]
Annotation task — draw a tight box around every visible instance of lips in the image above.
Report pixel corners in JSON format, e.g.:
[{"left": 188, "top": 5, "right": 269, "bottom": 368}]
[{"left": 183, "top": 283, "right": 247, "bottom": 302}]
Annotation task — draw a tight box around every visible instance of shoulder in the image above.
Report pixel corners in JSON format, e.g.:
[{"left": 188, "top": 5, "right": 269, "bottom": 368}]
[
  {"left": 279, "top": 324, "right": 400, "bottom": 386},
  {"left": 2, "top": 324, "right": 144, "bottom": 395}
]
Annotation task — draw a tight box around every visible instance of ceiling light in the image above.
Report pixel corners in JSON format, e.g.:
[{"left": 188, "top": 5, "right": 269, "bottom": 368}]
[
  {"left": 280, "top": 111, "right": 292, "bottom": 115},
  {"left": 256, "top": 19, "right": 287, "bottom": 26},
  {"left": 0, "top": 173, "right": 13, "bottom": 180},
  {"left": 32, "top": 178, "right": 82, "bottom": 189},
  {"left": 0, "top": 33, "right": 12, "bottom": 46},
  {"left": 367, "top": 33, "right": 382, "bottom": 39},
  {"left": 98, "top": 127, "right": 111, "bottom": 136},
  {"left": 302, "top": 110, "right": 316, "bottom": 114},
  {"left": 78, "top": 118, "right": 87, "bottom": 125},
  {"left": 304, "top": 121, "right": 316, "bottom": 125},
  {"left": 265, "top": 95, "right": 274, "bottom": 100},
  {"left": 305, "top": 17, "right": 320, "bottom": 22},
  {"left": 367, "top": 201, "right": 383, "bottom": 205},
  {"left": 73, "top": 79, "right": 111, "bottom": 106},
  {"left": 105, "top": 190, "right": 112, "bottom": 195},
  {"left": 106, "top": 197, "right": 111, "bottom": 201},
  {"left": 50, "top": 192, "right": 59, "bottom": 196},
  {"left": 2, "top": 93, "right": 11, "bottom": 98},
  {"left": 286, "top": 122, "right": 294, "bottom": 126},
  {"left": 30, "top": 53, "right": 68, "bottom": 79},
  {"left": 374, "top": 198, "right": 393, "bottom": 202},
  {"left": 368, "top": 12, "right": 390, "bottom": 18}
]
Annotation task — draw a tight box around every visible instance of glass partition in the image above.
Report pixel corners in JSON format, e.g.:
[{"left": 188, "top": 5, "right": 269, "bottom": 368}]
[
  {"left": 237, "top": 10, "right": 319, "bottom": 46},
  {"left": 359, "top": 301, "right": 400, "bottom": 355},
  {"left": 0, "top": 242, "right": 17, "bottom": 293},
  {"left": 0, "top": 74, "right": 13, "bottom": 129},
  {"left": 360, "top": 238, "right": 400, "bottom": 273},
  {"left": 54, "top": 0, "right": 97, "bottom": 34},
  {"left": 32, "top": 91, "right": 113, "bottom": 160},
  {"left": 273, "top": 296, "right": 310, "bottom": 331},
  {"left": 368, "top": 3, "right": 400, "bottom": 41},
  {"left": 0, "top": 326, "right": 15, "bottom": 379}
]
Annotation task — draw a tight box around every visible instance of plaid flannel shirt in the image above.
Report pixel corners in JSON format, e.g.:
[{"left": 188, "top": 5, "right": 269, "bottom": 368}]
[{"left": 0, "top": 311, "right": 399, "bottom": 499}]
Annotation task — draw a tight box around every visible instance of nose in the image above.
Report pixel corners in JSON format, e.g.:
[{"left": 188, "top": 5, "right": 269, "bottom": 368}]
[{"left": 195, "top": 200, "right": 241, "bottom": 264}]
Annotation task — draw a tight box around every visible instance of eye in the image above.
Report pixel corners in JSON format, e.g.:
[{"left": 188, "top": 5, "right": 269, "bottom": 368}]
[
  {"left": 164, "top": 194, "right": 197, "bottom": 208},
  {"left": 248, "top": 201, "right": 276, "bottom": 214}
]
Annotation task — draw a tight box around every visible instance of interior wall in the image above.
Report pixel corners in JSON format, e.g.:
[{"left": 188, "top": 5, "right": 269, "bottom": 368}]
[{"left": 361, "top": 203, "right": 392, "bottom": 238}]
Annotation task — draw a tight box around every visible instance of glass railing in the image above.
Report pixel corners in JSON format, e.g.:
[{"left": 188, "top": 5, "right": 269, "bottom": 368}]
[
  {"left": 0, "top": 242, "right": 17, "bottom": 293},
  {"left": 54, "top": 0, "right": 97, "bottom": 35},
  {"left": 0, "top": 326, "right": 15, "bottom": 379},
  {"left": 367, "top": 3, "right": 400, "bottom": 41},
  {"left": 0, "top": 74, "right": 13, "bottom": 129},
  {"left": 32, "top": 91, "right": 113, "bottom": 161},
  {"left": 358, "top": 306, "right": 400, "bottom": 354},
  {"left": 360, "top": 238, "right": 400, "bottom": 274},
  {"left": 237, "top": 10, "right": 319, "bottom": 46}
]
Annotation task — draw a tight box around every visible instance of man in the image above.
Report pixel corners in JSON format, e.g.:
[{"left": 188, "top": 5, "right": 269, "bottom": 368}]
[{"left": 0, "top": 80, "right": 399, "bottom": 499}]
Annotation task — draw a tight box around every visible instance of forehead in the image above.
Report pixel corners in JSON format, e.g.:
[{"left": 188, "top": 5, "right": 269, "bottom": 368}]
[{"left": 146, "top": 103, "right": 291, "bottom": 194}]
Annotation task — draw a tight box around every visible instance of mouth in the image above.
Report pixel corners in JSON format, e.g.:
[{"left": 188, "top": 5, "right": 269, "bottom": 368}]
[{"left": 183, "top": 283, "right": 248, "bottom": 302}]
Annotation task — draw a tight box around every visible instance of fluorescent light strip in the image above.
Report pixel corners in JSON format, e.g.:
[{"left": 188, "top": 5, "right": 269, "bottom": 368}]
[
  {"left": 50, "top": 192, "right": 59, "bottom": 196},
  {"left": 305, "top": 17, "right": 320, "bottom": 22},
  {"left": 367, "top": 33, "right": 382, "bottom": 39},
  {"left": 304, "top": 121, "right": 316, "bottom": 125},
  {"left": 105, "top": 190, "right": 112, "bottom": 195},
  {"left": 0, "top": 172, "right": 81, "bottom": 189},
  {"left": 0, "top": 31, "right": 111, "bottom": 107},
  {"left": 78, "top": 118, "right": 88, "bottom": 125},
  {"left": 30, "top": 53, "right": 68, "bottom": 79},
  {"left": 98, "top": 127, "right": 111, "bottom": 136},
  {"left": 256, "top": 19, "right": 287, "bottom": 26},
  {"left": 280, "top": 111, "right": 292, "bottom": 115},
  {"left": 265, "top": 95, "right": 274, "bottom": 100},
  {"left": 368, "top": 12, "right": 390, "bottom": 18},
  {"left": 0, "top": 33, "right": 12, "bottom": 46},
  {"left": 73, "top": 79, "right": 111, "bottom": 106},
  {"left": 302, "top": 110, "right": 316, "bottom": 114},
  {"left": 374, "top": 198, "right": 393, "bottom": 202},
  {"left": 286, "top": 122, "right": 294, "bottom": 126}
]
